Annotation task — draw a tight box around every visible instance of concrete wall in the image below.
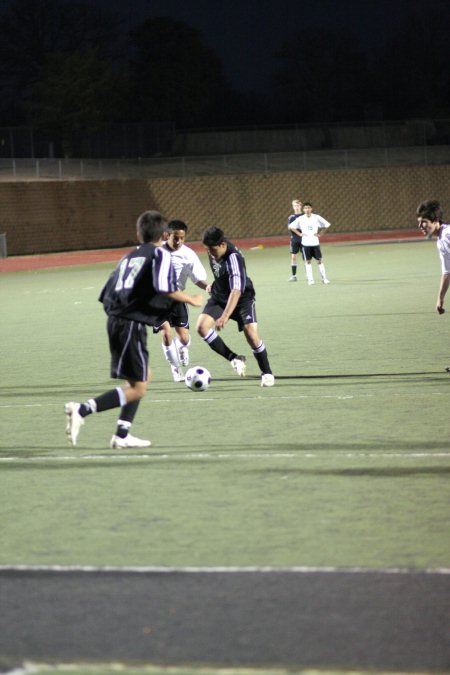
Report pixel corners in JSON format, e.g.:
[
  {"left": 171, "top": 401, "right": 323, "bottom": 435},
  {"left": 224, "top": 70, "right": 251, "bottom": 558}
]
[{"left": 2, "top": 164, "right": 449, "bottom": 256}]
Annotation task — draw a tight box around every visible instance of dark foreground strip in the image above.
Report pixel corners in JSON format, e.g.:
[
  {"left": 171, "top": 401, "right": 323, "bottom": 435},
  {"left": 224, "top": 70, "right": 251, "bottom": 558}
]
[{"left": 0, "top": 569, "right": 448, "bottom": 671}]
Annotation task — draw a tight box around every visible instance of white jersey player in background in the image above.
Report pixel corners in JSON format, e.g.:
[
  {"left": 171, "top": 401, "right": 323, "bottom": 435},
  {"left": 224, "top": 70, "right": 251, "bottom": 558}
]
[
  {"left": 289, "top": 201, "right": 331, "bottom": 285},
  {"left": 155, "top": 220, "right": 208, "bottom": 382},
  {"left": 416, "top": 200, "right": 450, "bottom": 371}
]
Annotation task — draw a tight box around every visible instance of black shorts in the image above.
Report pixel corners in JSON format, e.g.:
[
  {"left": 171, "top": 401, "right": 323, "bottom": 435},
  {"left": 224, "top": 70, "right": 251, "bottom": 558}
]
[
  {"left": 107, "top": 315, "right": 148, "bottom": 382},
  {"left": 153, "top": 301, "right": 189, "bottom": 334},
  {"left": 303, "top": 245, "right": 322, "bottom": 261},
  {"left": 202, "top": 296, "right": 257, "bottom": 332},
  {"left": 290, "top": 236, "right": 303, "bottom": 255}
]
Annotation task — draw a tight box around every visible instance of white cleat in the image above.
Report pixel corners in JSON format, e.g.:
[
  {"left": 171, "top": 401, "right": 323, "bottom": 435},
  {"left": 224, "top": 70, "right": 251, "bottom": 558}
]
[
  {"left": 230, "top": 356, "right": 247, "bottom": 377},
  {"left": 288, "top": 275, "right": 297, "bottom": 282},
  {"left": 261, "top": 373, "right": 275, "bottom": 387},
  {"left": 170, "top": 365, "right": 185, "bottom": 382},
  {"left": 322, "top": 279, "right": 330, "bottom": 284},
  {"left": 110, "top": 434, "right": 151, "bottom": 449},
  {"left": 64, "top": 402, "right": 84, "bottom": 446},
  {"left": 308, "top": 280, "right": 315, "bottom": 285}
]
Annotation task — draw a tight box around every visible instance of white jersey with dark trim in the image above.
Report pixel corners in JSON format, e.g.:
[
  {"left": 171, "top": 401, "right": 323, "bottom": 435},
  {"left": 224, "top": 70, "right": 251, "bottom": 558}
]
[
  {"left": 437, "top": 223, "right": 450, "bottom": 274},
  {"left": 162, "top": 242, "right": 207, "bottom": 290},
  {"left": 289, "top": 213, "right": 330, "bottom": 246}
]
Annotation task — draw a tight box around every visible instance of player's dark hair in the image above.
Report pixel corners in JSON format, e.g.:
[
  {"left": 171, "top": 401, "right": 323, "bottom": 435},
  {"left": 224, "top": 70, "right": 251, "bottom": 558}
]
[
  {"left": 202, "top": 226, "right": 225, "bottom": 246},
  {"left": 303, "top": 201, "right": 312, "bottom": 207},
  {"left": 137, "top": 210, "right": 167, "bottom": 243},
  {"left": 168, "top": 219, "right": 188, "bottom": 232},
  {"left": 416, "top": 200, "right": 443, "bottom": 223}
]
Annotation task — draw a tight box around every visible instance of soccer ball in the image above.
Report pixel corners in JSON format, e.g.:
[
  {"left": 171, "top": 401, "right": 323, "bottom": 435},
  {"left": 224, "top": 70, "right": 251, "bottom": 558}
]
[{"left": 185, "top": 366, "right": 211, "bottom": 392}]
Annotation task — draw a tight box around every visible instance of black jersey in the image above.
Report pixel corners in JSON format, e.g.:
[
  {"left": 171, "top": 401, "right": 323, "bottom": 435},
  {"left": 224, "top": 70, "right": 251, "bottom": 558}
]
[
  {"left": 99, "top": 243, "right": 177, "bottom": 325},
  {"left": 208, "top": 239, "right": 255, "bottom": 304},
  {"left": 288, "top": 213, "right": 302, "bottom": 241}
]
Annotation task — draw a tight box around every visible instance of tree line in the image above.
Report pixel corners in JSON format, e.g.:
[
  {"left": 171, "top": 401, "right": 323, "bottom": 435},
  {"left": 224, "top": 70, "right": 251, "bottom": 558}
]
[{"left": 0, "top": 0, "right": 448, "bottom": 155}]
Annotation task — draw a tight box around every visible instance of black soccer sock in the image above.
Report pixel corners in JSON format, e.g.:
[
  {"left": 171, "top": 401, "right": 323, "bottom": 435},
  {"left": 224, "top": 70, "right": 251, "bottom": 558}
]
[
  {"left": 253, "top": 342, "right": 272, "bottom": 374},
  {"left": 78, "top": 388, "right": 123, "bottom": 417},
  {"left": 291, "top": 265, "right": 297, "bottom": 275},
  {"left": 203, "top": 329, "right": 236, "bottom": 361},
  {"left": 115, "top": 400, "right": 140, "bottom": 438}
]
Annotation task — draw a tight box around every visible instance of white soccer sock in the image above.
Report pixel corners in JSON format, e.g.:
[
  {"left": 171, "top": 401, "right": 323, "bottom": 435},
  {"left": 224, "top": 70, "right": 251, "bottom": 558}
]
[
  {"left": 162, "top": 342, "right": 180, "bottom": 367},
  {"left": 318, "top": 263, "right": 327, "bottom": 280},
  {"left": 306, "top": 265, "right": 314, "bottom": 282},
  {"left": 175, "top": 336, "right": 190, "bottom": 350}
]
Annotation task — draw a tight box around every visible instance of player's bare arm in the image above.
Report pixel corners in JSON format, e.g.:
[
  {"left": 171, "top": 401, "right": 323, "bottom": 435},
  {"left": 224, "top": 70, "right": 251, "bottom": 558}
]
[
  {"left": 437, "top": 273, "right": 450, "bottom": 314},
  {"left": 167, "top": 290, "right": 203, "bottom": 307}
]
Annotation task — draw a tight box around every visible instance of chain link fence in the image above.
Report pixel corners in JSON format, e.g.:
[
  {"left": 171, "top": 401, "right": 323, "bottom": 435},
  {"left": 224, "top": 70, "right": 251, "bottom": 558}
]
[{"left": 0, "top": 145, "right": 449, "bottom": 181}]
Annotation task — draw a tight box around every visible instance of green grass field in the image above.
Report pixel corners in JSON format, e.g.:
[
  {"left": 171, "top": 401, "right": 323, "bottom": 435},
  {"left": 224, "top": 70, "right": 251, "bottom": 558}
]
[{"left": 1, "top": 239, "right": 449, "bottom": 572}]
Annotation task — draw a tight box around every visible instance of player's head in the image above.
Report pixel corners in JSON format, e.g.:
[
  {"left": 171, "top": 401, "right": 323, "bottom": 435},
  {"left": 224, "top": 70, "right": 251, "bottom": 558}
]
[
  {"left": 416, "top": 200, "right": 443, "bottom": 236},
  {"left": 202, "top": 226, "right": 227, "bottom": 260},
  {"left": 303, "top": 201, "right": 313, "bottom": 215},
  {"left": 136, "top": 210, "right": 168, "bottom": 244},
  {"left": 167, "top": 219, "right": 188, "bottom": 250},
  {"left": 292, "top": 199, "right": 303, "bottom": 214}
]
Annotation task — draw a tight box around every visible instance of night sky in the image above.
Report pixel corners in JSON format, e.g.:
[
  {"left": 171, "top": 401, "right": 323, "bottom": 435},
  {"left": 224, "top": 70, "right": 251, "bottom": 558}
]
[{"left": 94, "top": 0, "right": 448, "bottom": 94}]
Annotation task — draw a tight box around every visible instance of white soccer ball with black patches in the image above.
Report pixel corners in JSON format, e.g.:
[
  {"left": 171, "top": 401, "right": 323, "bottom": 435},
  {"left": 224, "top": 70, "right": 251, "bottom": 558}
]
[{"left": 185, "top": 366, "right": 211, "bottom": 392}]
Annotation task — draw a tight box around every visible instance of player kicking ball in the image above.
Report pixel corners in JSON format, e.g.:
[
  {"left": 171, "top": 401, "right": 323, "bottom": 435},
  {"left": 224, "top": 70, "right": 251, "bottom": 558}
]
[{"left": 196, "top": 226, "right": 275, "bottom": 387}]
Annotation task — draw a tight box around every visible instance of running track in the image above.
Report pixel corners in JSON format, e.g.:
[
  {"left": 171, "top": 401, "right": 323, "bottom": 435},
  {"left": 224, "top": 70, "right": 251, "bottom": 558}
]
[
  {"left": 0, "top": 567, "right": 449, "bottom": 671},
  {"left": 0, "top": 229, "right": 424, "bottom": 273}
]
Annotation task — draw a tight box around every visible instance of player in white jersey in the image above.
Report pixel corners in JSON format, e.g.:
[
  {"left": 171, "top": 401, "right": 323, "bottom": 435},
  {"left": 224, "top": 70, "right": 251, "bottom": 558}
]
[
  {"left": 155, "top": 220, "right": 208, "bottom": 381},
  {"left": 417, "top": 199, "right": 450, "bottom": 372},
  {"left": 288, "top": 201, "right": 331, "bottom": 285}
]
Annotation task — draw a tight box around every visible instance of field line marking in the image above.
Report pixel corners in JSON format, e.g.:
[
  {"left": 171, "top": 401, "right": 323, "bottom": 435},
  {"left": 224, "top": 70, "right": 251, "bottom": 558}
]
[
  {"left": 0, "top": 452, "right": 449, "bottom": 462},
  {"left": 0, "top": 564, "right": 449, "bottom": 575}
]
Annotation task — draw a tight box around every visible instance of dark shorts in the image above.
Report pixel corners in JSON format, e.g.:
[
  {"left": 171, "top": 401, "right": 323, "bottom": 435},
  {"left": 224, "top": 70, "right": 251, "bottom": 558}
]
[
  {"left": 290, "top": 236, "right": 303, "bottom": 255},
  {"left": 152, "top": 302, "right": 189, "bottom": 334},
  {"left": 303, "top": 245, "right": 322, "bottom": 261},
  {"left": 107, "top": 315, "right": 148, "bottom": 382},
  {"left": 202, "top": 296, "right": 257, "bottom": 332}
]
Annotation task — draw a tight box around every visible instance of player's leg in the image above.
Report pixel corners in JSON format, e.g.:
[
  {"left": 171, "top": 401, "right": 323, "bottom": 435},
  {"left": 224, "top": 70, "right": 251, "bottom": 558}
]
[
  {"left": 174, "top": 326, "right": 191, "bottom": 366},
  {"left": 289, "top": 243, "right": 298, "bottom": 281},
  {"left": 172, "top": 304, "right": 191, "bottom": 367},
  {"left": 196, "top": 303, "right": 245, "bottom": 372},
  {"left": 243, "top": 322, "right": 275, "bottom": 387},
  {"left": 155, "top": 319, "right": 184, "bottom": 382},
  {"left": 303, "top": 247, "right": 315, "bottom": 284},
  {"left": 65, "top": 317, "right": 151, "bottom": 447},
  {"left": 316, "top": 250, "right": 330, "bottom": 284}
]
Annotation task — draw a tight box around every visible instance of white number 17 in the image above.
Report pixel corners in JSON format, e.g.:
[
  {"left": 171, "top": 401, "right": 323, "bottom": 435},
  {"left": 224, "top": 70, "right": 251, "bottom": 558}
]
[{"left": 115, "top": 256, "right": 145, "bottom": 291}]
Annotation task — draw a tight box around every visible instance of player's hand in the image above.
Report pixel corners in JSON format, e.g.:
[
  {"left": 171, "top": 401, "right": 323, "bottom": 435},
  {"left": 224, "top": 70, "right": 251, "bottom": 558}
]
[
  {"left": 215, "top": 316, "right": 228, "bottom": 331},
  {"left": 437, "top": 304, "right": 445, "bottom": 314},
  {"left": 190, "top": 294, "right": 203, "bottom": 307}
]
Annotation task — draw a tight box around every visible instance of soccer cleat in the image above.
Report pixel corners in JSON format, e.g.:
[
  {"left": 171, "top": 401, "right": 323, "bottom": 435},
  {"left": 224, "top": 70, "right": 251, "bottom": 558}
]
[
  {"left": 64, "top": 402, "right": 84, "bottom": 446},
  {"left": 177, "top": 343, "right": 189, "bottom": 367},
  {"left": 322, "top": 279, "right": 330, "bottom": 284},
  {"left": 445, "top": 367, "right": 450, "bottom": 373},
  {"left": 231, "top": 355, "right": 247, "bottom": 377},
  {"left": 308, "top": 279, "right": 315, "bottom": 285},
  {"left": 110, "top": 434, "right": 152, "bottom": 449},
  {"left": 288, "top": 275, "right": 297, "bottom": 282},
  {"left": 170, "top": 365, "right": 185, "bottom": 382},
  {"left": 261, "top": 373, "right": 275, "bottom": 387}
]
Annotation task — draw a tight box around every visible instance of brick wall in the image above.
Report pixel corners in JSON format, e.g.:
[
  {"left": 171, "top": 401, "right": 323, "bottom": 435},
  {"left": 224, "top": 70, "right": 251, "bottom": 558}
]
[{"left": 1, "top": 164, "right": 449, "bottom": 256}]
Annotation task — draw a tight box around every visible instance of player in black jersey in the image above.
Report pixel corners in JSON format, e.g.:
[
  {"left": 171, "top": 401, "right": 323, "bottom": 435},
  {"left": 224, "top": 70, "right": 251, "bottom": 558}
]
[
  {"left": 64, "top": 210, "right": 203, "bottom": 448},
  {"left": 288, "top": 198, "right": 304, "bottom": 281},
  {"left": 196, "top": 226, "right": 275, "bottom": 387}
]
